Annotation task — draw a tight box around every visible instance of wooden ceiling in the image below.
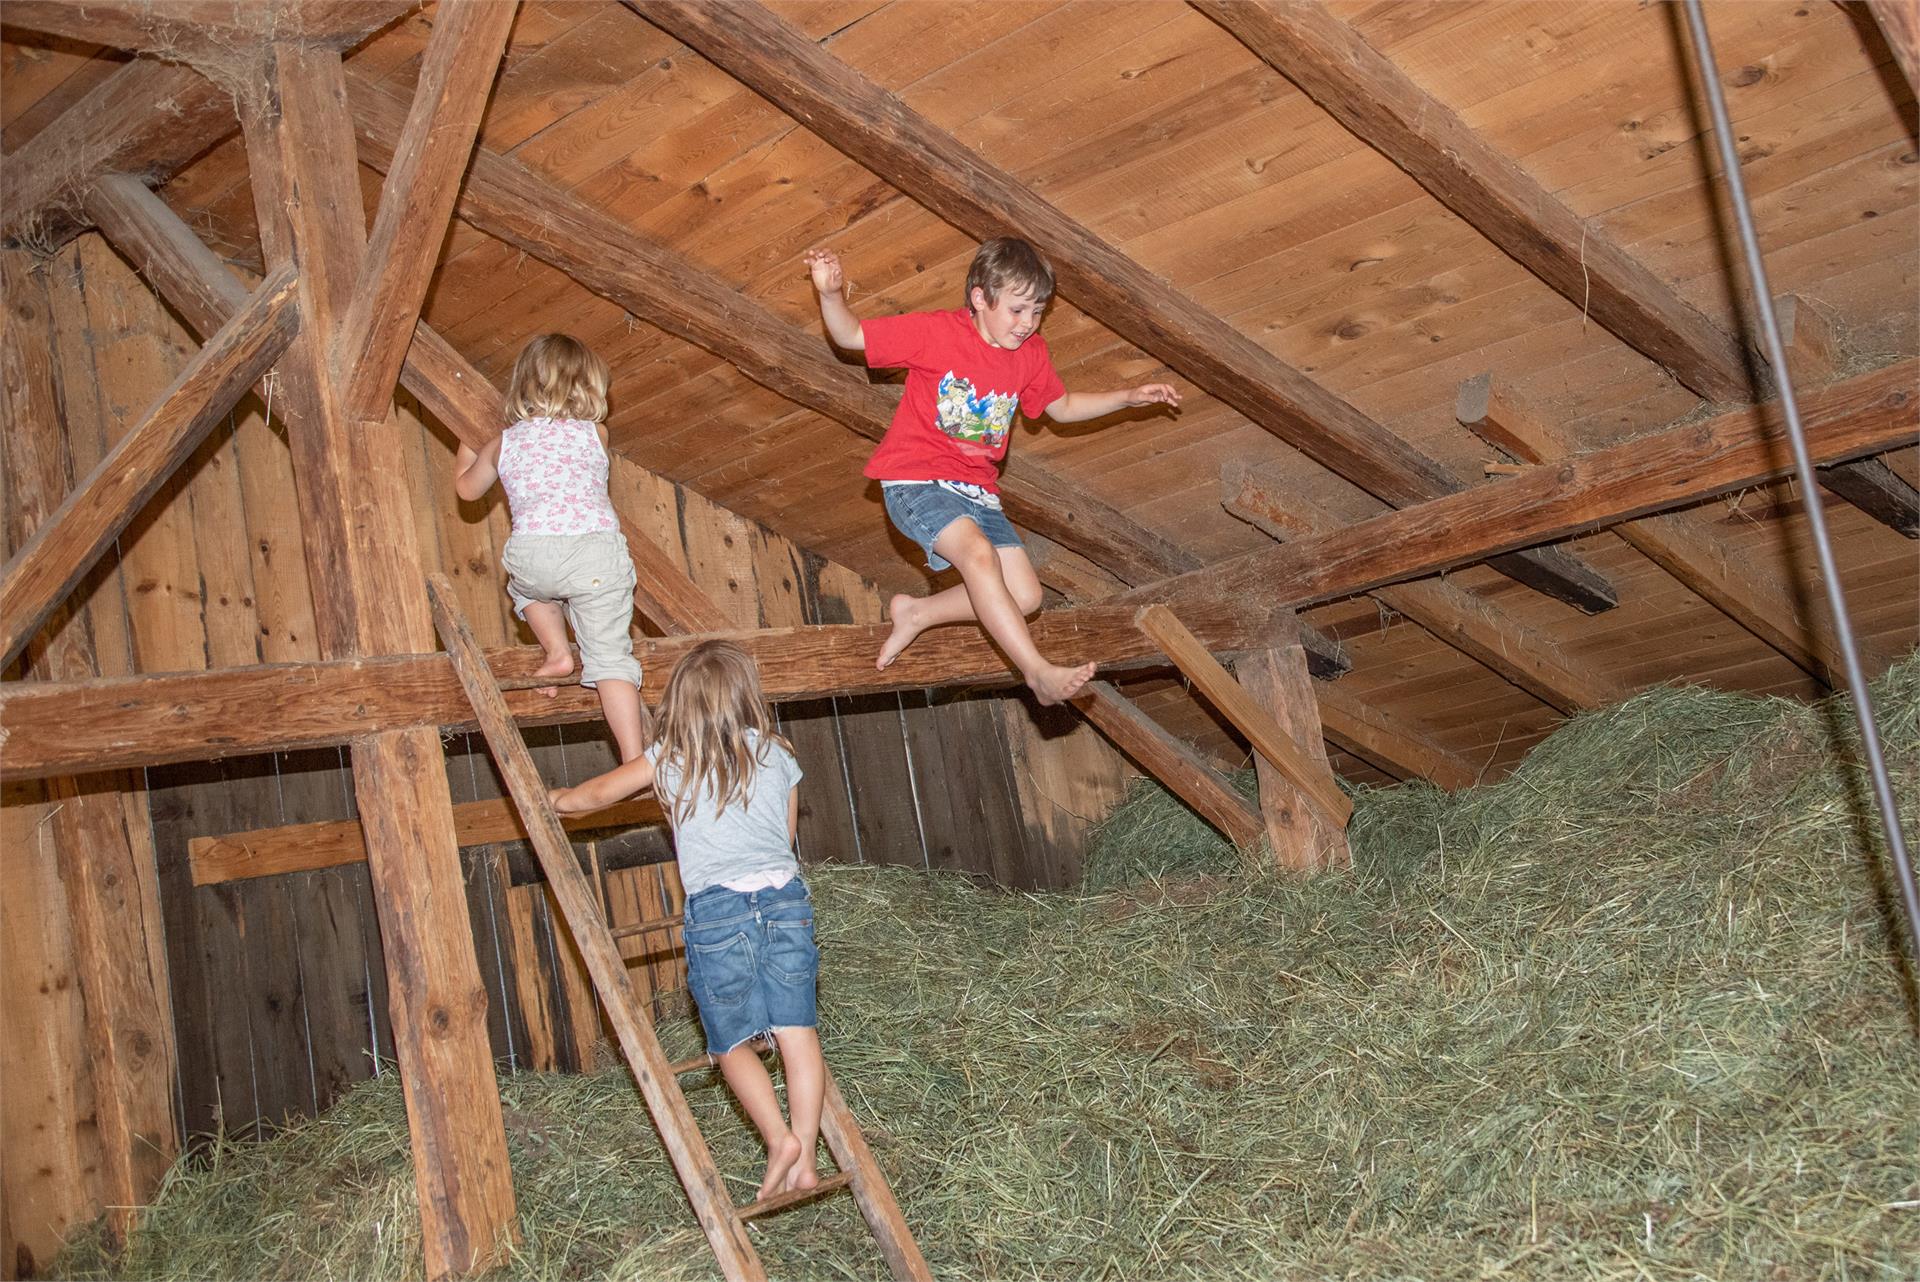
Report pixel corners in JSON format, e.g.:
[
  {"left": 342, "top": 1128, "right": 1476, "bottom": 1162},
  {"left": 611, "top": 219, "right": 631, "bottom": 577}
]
[{"left": 3, "top": 0, "right": 1915, "bottom": 782}]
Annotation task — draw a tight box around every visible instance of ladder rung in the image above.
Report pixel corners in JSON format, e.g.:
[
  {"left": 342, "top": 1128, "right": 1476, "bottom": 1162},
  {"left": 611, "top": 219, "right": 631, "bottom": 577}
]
[
  {"left": 669, "top": 1034, "right": 774, "bottom": 1076},
  {"left": 738, "top": 1171, "right": 854, "bottom": 1221},
  {"left": 495, "top": 674, "right": 585, "bottom": 691},
  {"left": 609, "top": 914, "right": 683, "bottom": 942}
]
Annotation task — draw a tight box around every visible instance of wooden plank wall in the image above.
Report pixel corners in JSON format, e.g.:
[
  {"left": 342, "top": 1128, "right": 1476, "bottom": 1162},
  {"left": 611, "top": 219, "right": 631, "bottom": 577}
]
[{"left": 1, "top": 230, "right": 1138, "bottom": 1268}]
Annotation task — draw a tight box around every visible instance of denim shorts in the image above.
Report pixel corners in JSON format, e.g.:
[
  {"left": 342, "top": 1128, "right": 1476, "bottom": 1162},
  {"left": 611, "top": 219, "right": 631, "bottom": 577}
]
[
  {"left": 682, "top": 877, "right": 819, "bottom": 1055},
  {"left": 883, "top": 482, "right": 1023, "bottom": 573}
]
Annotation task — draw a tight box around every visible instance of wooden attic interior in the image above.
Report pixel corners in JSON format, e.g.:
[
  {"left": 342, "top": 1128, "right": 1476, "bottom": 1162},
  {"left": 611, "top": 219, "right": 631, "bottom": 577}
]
[{"left": 1, "top": 0, "right": 1916, "bottom": 1277}]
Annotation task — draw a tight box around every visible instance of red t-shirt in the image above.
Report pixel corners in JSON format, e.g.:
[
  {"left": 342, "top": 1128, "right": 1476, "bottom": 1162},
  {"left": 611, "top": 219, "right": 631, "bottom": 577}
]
[{"left": 860, "top": 308, "right": 1066, "bottom": 493}]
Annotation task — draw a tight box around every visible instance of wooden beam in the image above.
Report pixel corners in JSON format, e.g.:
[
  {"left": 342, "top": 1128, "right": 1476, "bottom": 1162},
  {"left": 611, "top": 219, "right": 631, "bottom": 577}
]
[
  {"left": 239, "top": 43, "right": 517, "bottom": 1277},
  {"left": 1221, "top": 460, "right": 1629, "bottom": 713},
  {"left": 0, "top": 267, "right": 300, "bottom": 670},
  {"left": 1236, "top": 642, "right": 1350, "bottom": 870},
  {"left": 0, "top": 5, "right": 415, "bottom": 248},
  {"left": 346, "top": 76, "right": 1195, "bottom": 591},
  {"left": 0, "top": 597, "right": 1274, "bottom": 781},
  {"left": 349, "top": 725, "right": 520, "bottom": 1277},
  {"left": 336, "top": 0, "right": 517, "bottom": 424},
  {"left": 5, "top": 360, "right": 1907, "bottom": 782},
  {"left": 190, "top": 798, "right": 665, "bottom": 886},
  {"left": 1143, "top": 358, "right": 1917, "bottom": 618},
  {"left": 1865, "top": 0, "right": 1920, "bottom": 93},
  {"left": 1455, "top": 371, "right": 1889, "bottom": 685},
  {"left": 1817, "top": 456, "right": 1919, "bottom": 538},
  {"left": 0, "top": 1, "right": 418, "bottom": 62},
  {"left": 1135, "top": 605, "right": 1352, "bottom": 828},
  {"left": 1313, "top": 682, "right": 1479, "bottom": 792},
  {"left": 426, "top": 573, "right": 764, "bottom": 1277},
  {"left": 1779, "top": 293, "right": 1920, "bottom": 539},
  {"left": 1194, "top": 0, "right": 1755, "bottom": 403},
  {"left": 633, "top": 0, "right": 1618, "bottom": 615},
  {"left": 1073, "top": 682, "right": 1265, "bottom": 849}
]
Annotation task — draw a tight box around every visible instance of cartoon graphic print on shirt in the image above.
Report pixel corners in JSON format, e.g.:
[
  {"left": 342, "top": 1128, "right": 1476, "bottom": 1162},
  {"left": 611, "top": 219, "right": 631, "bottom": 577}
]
[{"left": 935, "top": 371, "right": 1019, "bottom": 455}]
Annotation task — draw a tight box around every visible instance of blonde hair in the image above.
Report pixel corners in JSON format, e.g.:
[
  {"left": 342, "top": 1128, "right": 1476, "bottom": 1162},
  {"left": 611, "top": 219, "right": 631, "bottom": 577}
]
[
  {"left": 503, "top": 333, "right": 610, "bottom": 424},
  {"left": 653, "top": 640, "right": 792, "bottom": 825}
]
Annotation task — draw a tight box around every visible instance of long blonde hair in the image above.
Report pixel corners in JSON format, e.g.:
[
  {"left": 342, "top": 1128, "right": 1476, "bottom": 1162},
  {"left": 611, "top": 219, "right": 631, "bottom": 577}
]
[
  {"left": 503, "top": 333, "right": 610, "bottom": 424},
  {"left": 653, "top": 640, "right": 791, "bottom": 825}
]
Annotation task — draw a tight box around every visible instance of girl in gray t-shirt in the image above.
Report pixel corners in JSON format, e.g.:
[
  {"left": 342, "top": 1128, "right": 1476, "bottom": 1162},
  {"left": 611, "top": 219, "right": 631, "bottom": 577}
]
[{"left": 551, "top": 640, "right": 826, "bottom": 1201}]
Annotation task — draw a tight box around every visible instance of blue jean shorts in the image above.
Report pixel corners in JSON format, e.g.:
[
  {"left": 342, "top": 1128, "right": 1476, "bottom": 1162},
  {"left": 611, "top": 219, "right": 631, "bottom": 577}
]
[
  {"left": 883, "top": 482, "right": 1023, "bottom": 572},
  {"left": 682, "top": 877, "right": 819, "bottom": 1055}
]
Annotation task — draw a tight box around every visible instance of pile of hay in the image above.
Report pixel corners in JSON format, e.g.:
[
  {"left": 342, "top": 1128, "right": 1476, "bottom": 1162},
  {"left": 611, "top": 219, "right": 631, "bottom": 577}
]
[{"left": 63, "top": 661, "right": 1920, "bottom": 1279}]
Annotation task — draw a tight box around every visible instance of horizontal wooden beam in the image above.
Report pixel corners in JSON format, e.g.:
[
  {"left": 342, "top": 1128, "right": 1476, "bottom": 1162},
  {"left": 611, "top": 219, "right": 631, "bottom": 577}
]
[
  {"left": 1222, "top": 460, "right": 1628, "bottom": 713},
  {"left": 1147, "top": 359, "right": 1917, "bottom": 617},
  {"left": 6, "top": 360, "right": 1907, "bottom": 782},
  {"left": 1455, "top": 371, "right": 1890, "bottom": 685},
  {"left": 190, "top": 797, "right": 664, "bottom": 886},
  {"left": 0, "top": 596, "right": 1275, "bottom": 781},
  {"left": 1, "top": 1, "right": 418, "bottom": 62},
  {"left": 634, "top": 0, "right": 1618, "bottom": 616},
  {"left": 0, "top": 266, "right": 301, "bottom": 670}
]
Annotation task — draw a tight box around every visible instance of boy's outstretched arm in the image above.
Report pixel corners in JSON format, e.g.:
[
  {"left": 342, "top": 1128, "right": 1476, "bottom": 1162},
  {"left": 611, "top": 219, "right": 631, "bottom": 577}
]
[
  {"left": 550, "top": 756, "right": 655, "bottom": 815},
  {"left": 453, "top": 436, "right": 502, "bottom": 502},
  {"left": 1044, "top": 383, "right": 1180, "bottom": 424},
  {"left": 803, "top": 248, "right": 865, "bottom": 352}
]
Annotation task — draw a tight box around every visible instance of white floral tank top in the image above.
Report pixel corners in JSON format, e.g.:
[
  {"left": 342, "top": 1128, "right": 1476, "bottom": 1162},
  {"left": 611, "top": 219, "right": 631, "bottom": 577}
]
[{"left": 497, "top": 417, "right": 619, "bottom": 537}]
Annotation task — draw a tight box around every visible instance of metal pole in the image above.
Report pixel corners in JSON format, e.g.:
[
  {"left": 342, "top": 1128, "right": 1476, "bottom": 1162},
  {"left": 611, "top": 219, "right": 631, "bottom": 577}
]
[{"left": 1679, "top": 0, "right": 1918, "bottom": 962}]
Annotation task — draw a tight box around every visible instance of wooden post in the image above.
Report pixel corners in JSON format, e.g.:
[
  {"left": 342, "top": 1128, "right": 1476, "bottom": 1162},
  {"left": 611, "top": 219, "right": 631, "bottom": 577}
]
[
  {"left": 239, "top": 42, "right": 517, "bottom": 1276},
  {"left": 1235, "top": 640, "right": 1353, "bottom": 872}
]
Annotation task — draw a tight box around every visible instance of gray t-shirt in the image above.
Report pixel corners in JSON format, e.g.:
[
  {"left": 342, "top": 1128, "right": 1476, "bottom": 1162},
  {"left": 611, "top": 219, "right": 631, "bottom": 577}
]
[{"left": 648, "top": 731, "right": 803, "bottom": 897}]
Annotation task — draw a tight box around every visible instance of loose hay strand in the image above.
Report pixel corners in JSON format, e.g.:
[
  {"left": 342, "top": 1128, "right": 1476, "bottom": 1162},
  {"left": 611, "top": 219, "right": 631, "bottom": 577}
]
[{"left": 58, "top": 659, "right": 1920, "bottom": 1280}]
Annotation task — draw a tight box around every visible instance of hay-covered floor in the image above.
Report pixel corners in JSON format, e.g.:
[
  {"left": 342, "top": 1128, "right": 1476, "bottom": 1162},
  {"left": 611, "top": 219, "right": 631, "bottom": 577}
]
[{"left": 62, "top": 660, "right": 1920, "bottom": 1280}]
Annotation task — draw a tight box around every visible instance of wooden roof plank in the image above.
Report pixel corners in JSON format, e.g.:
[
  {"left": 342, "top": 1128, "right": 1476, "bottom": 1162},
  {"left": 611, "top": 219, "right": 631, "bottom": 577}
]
[
  {"left": 632, "top": 0, "right": 1620, "bottom": 616},
  {"left": 1194, "top": 0, "right": 1757, "bottom": 404},
  {"left": 0, "top": 1, "right": 417, "bottom": 62}
]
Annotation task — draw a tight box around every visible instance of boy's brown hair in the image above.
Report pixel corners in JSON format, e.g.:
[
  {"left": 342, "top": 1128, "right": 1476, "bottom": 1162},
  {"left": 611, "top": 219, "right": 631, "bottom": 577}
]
[{"left": 965, "top": 237, "right": 1055, "bottom": 311}]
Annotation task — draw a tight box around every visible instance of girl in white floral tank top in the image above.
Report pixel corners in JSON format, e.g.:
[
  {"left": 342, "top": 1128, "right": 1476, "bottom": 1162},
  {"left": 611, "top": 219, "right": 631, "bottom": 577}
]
[{"left": 454, "top": 335, "right": 649, "bottom": 762}]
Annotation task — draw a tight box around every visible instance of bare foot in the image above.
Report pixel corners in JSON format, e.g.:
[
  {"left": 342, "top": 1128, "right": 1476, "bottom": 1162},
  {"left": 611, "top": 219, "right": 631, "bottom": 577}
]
[
  {"left": 1027, "top": 660, "right": 1096, "bottom": 707},
  {"left": 783, "top": 1157, "right": 820, "bottom": 1195},
  {"left": 759, "top": 1132, "right": 803, "bottom": 1201},
  {"left": 532, "top": 650, "right": 573, "bottom": 699},
  {"left": 876, "top": 593, "right": 924, "bottom": 670}
]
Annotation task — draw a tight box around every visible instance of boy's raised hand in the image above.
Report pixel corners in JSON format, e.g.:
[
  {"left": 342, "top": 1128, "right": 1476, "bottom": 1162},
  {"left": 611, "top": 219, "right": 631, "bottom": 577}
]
[
  {"left": 803, "top": 247, "right": 844, "bottom": 296},
  {"left": 1124, "top": 383, "right": 1181, "bottom": 409}
]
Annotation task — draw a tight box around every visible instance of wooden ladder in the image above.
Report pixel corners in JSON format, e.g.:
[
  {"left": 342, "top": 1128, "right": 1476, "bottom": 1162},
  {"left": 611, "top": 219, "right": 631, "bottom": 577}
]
[{"left": 427, "top": 574, "right": 931, "bottom": 1282}]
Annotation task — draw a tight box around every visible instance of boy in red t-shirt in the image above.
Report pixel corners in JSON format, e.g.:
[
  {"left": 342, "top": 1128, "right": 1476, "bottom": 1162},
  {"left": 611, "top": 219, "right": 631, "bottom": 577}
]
[{"left": 805, "top": 237, "right": 1178, "bottom": 705}]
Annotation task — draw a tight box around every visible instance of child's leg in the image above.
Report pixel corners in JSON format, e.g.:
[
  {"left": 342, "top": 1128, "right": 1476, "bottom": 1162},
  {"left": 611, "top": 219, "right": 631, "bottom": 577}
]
[
  {"left": 593, "top": 678, "right": 648, "bottom": 762},
  {"left": 521, "top": 600, "right": 575, "bottom": 697},
  {"left": 717, "top": 1041, "right": 804, "bottom": 1200},
  {"left": 881, "top": 522, "right": 1093, "bottom": 704},
  {"left": 771, "top": 1026, "right": 825, "bottom": 1193}
]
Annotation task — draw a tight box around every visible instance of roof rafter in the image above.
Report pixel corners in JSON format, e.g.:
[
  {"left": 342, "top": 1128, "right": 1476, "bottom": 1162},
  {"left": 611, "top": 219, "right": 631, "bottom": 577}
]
[
  {"left": 1195, "top": 2, "right": 1914, "bottom": 538},
  {"left": 630, "top": 0, "right": 1619, "bottom": 617}
]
